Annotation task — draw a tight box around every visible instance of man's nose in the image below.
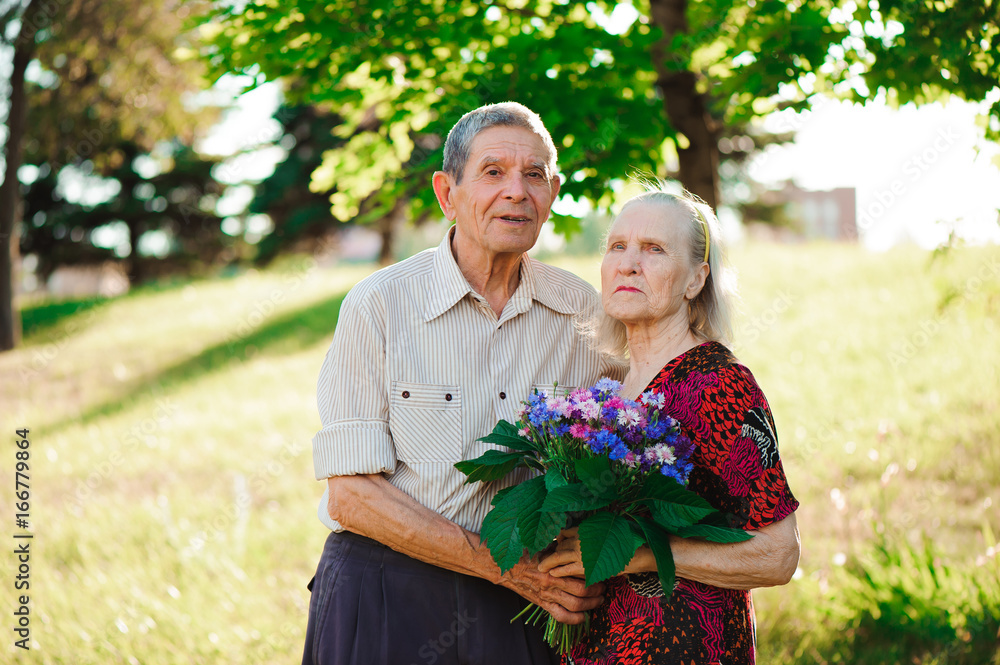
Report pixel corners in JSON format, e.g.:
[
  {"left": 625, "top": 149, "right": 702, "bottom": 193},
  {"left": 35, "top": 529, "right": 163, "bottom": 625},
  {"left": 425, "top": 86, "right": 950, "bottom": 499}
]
[{"left": 503, "top": 173, "right": 528, "bottom": 201}]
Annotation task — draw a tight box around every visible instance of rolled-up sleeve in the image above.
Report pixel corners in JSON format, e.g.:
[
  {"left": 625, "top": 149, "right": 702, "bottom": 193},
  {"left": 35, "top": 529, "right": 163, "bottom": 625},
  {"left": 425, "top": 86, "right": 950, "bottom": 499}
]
[{"left": 312, "top": 290, "right": 396, "bottom": 480}]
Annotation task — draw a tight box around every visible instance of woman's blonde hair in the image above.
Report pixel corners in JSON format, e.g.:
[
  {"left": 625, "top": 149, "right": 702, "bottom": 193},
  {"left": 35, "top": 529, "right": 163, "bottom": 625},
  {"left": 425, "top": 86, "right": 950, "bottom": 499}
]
[{"left": 582, "top": 183, "right": 737, "bottom": 360}]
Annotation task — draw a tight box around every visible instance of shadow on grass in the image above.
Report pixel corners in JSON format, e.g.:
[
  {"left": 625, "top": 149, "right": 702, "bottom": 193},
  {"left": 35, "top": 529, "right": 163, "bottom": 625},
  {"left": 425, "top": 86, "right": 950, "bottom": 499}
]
[
  {"left": 46, "top": 289, "right": 349, "bottom": 433},
  {"left": 21, "top": 296, "right": 112, "bottom": 340}
]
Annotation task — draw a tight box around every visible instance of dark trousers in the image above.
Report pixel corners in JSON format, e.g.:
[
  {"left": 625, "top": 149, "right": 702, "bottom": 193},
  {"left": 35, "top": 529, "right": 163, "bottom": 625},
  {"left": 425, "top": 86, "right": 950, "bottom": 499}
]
[{"left": 302, "top": 530, "right": 559, "bottom": 665}]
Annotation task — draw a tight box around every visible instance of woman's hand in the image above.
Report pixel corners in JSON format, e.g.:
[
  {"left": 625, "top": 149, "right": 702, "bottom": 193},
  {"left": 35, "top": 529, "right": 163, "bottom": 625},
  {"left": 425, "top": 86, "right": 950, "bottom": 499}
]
[
  {"left": 538, "top": 528, "right": 585, "bottom": 578},
  {"left": 540, "top": 527, "right": 659, "bottom": 578}
]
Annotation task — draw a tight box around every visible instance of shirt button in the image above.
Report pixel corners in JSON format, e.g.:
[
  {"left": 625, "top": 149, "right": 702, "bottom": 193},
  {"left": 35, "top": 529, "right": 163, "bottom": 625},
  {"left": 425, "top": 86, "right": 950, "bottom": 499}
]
[
  {"left": 499, "top": 392, "right": 506, "bottom": 400},
  {"left": 402, "top": 391, "right": 410, "bottom": 398},
  {"left": 445, "top": 393, "right": 453, "bottom": 401}
]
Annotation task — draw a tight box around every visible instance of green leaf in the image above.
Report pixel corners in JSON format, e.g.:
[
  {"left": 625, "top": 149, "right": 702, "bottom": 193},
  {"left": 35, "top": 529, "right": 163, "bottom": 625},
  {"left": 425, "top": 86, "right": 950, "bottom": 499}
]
[
  {"left": 578, "top": 512, "right": 639, "bottom": 586},
  {"left": 512, "top": 476, "right": 550, "bottom": 555},
  {"left": 480, "top": 484, "right": 529, "bottom": 574},
  {"left": 454, "top": 450, "right": 529, "bottom": 484},
  {"left": 476, "top": 419, "right": 539, "bottom": 453},
  {"left": 574, "top": 455, "right": 615, "bottom": 498},
  {"left": 544, "top": 468, "right": 569, "bottom": 492},
  {"left": 634, "top": 517, "right": 677, "bottom": 599},
  {"left": 635, "top": 472, "right": 716, "bottom": 526},
  {"left": 675, "top": 523, "right": 754, "bottom": 543},
  {"left": 541, "top": 482, "right": 614, "bottom": 513},
  {"left": 531, "top": 508, "right": 569, "bottom": 553}
]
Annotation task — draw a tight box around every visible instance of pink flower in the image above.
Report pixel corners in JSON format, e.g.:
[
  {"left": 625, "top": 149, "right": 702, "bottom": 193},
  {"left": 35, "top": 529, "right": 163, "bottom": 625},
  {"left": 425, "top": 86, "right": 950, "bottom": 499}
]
[
  {"left": 518, "top": 427, "right": 531, "bottom": 438},
  {"left": 606, "top": 396, "right": 626, "bottom": 410},
  {"left": 570, "top": 388, "right": 594, "bottom": 404},
  {"left": 623, "top": 451, "right": 639, "bottom": 468},
  {"left": 569, "top": 423, "right": 591, "bottom": 439},
  {"left": 549, "top": 396, "right": 573, "bottom": 418},
  {"left": 579, "top": 400, "right": 601, "bottom": 420}
]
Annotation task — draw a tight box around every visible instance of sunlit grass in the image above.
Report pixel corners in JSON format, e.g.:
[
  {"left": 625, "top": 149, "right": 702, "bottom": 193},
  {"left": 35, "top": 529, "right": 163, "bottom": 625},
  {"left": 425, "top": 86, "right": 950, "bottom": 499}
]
[{"left": 0, "top": 240, "right": 997, "bottom": 663}]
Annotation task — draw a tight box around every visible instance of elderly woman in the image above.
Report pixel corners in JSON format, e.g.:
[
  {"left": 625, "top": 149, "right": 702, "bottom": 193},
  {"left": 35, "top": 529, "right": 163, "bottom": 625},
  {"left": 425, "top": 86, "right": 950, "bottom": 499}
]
[{"left": 539, "top": 189, "right": 800, "bottom": 665}]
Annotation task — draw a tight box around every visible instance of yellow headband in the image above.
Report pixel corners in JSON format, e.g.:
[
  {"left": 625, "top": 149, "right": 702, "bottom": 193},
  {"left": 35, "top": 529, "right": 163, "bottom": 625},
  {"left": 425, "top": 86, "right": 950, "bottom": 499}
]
[{"left": 694, "top": 206, "right": 710, "bottom": 263}]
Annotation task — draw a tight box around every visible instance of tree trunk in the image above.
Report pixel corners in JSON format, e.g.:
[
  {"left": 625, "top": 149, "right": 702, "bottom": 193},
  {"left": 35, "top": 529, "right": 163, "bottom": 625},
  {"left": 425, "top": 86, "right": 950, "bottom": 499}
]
[
  {"left": 376, "top": 199, "right": 406, "bottom": 266},
  {"left": 0, "top": 4, "right": 39, "bottom": 351},
  {"left": 647, "top": 0, "right": 720, "bottom": 209}
]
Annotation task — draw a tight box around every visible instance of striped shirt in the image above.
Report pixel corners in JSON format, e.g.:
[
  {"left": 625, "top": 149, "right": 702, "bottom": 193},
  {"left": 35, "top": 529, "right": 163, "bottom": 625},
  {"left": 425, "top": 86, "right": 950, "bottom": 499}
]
[{"left": 313, "top": 228, "right": 625, "bottom": 532}]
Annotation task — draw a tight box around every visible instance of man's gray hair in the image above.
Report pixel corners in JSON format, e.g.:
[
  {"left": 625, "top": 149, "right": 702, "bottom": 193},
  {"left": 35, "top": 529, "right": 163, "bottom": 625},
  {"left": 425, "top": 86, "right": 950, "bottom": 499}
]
[{"left": 442, "top": 102, "right": 558, "bottom": 182}]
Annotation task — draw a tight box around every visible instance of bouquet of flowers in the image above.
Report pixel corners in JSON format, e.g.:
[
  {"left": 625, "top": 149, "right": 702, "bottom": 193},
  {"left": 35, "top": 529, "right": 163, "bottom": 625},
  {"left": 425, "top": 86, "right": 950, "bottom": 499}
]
[{"left": 455, "top": 378, "right": 752, "bottom": 654}]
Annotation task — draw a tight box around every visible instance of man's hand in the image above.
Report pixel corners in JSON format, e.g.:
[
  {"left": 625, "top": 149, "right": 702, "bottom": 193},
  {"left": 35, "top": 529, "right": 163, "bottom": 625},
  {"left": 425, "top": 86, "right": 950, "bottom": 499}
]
[
  {"left": 499, "top": 553, "right": 604, "bottom": 624},
  {"left": 328, "top": 473, "right": 603, "bottom": 623}
]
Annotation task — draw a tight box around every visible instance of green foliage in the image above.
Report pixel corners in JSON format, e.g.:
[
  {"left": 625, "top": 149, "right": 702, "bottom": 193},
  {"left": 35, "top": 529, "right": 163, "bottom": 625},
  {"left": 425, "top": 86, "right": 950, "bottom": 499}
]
[
  {"left": 247, "top": 105, "right": 353, "bottom": 265},
  {"left": 633, "top": 468, "right": 720, "bottom": 526},
  {"left": 21, "top": 142, "right": 234, "bottom": 283},
  {"left": 197, "top": 0, "right": 1000, "bottom": 231},
  {"left": 18, "top": 294, "right": 110, "bottom": 337},
  {"left": 819, "top": 533, "right": 1000, "bottom": 665},
  {"left": 458, "top": 420, "right": 750, "bottom": 596},
  {"left": 578, "top": 512, "right": 640, "bottom": 586},
  {"left": 634, "top": 515, "right": 678, "bottom": 596},
  {"left": 479, "top": 480, "right": 534, "bottom": 573},
  {"left": 22, "top": 0, "right": 216, "bottom": 170}
]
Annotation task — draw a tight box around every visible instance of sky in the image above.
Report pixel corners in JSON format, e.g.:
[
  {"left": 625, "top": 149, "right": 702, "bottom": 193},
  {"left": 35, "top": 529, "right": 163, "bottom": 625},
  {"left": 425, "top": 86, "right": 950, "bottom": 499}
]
[{"left": 200, "top": 80, "right": 1000, "bottom": 253}]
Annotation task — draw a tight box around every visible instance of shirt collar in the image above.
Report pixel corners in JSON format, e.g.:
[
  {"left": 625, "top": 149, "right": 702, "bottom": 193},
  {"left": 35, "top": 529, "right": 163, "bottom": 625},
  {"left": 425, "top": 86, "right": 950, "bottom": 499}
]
[{"left": 422, "top": 226, "right": 580, "bottom": 322}]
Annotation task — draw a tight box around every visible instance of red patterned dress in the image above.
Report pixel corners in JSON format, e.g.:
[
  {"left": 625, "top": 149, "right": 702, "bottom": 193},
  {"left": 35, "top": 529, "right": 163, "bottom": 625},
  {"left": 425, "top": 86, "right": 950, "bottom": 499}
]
[{"left": 566, "top": 341, "right": 799, "bottom": 665}]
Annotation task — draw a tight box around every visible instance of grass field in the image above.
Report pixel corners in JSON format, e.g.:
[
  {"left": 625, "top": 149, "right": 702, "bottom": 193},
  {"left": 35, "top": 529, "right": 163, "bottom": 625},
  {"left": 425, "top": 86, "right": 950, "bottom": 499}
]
[{"left": 1, "top": 240, "right": 998, "bottom": 664}]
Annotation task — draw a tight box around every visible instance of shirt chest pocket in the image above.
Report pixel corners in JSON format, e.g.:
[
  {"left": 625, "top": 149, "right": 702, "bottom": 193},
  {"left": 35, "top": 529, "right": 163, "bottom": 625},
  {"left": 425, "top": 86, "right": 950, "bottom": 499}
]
[{"left": 389, "top": 381, "right": 463, "bottom": 463}]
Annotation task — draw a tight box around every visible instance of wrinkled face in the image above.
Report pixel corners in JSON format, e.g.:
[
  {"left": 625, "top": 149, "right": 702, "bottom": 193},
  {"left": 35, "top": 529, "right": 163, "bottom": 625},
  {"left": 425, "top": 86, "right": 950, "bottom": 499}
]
[
  {"left": 437, "top": 126, "right": 560, "bottom": 259},
  {"left": 601, "top": 202, "right": 700, "bottom": 327}
]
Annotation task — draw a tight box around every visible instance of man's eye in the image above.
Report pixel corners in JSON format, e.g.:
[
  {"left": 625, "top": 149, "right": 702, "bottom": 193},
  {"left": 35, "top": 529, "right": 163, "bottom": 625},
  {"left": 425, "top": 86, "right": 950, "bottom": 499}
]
[{"left": 486, "top": 169, "right": 501, "bottom": 176}]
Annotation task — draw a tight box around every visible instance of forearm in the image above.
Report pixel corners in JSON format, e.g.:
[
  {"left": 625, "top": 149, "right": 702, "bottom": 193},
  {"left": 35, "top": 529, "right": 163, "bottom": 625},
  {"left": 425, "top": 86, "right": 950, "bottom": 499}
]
[
  {"left": 327, "top": 474, "right": 606, "bottom": 622},
  {"left": 326, "top": 474, "right": 501, "bottom": 582},
  {"left": 628, "top": 513, "right": 801, "bottom": 590}
]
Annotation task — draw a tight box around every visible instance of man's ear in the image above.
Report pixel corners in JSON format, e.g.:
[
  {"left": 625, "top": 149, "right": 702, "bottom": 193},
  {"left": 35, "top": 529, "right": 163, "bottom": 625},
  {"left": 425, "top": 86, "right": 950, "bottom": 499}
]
[{"left": 432, "top": 171, "right": 457, "bottom": 221}]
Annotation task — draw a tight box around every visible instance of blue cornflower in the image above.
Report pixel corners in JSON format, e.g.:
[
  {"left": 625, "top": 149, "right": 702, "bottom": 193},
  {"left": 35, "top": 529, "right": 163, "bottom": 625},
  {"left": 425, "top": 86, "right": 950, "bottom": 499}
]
[
  {"left": 592, "top": 378, "right": 622, "bottom": 395},
  {"left": 645, "top": 420, "right": 669, "bottom": 440},
  {"left": 608, "top": 441, "right": 630, "bottom": 461},
  {"left": 589, "top": 429, "right": 622, "bottom": 455},
  {"left": 528, "top": 405, "right": 555, "bottom": 427},
  {"left": 550, "top": 423, "right": 572, "bottom": 437}
]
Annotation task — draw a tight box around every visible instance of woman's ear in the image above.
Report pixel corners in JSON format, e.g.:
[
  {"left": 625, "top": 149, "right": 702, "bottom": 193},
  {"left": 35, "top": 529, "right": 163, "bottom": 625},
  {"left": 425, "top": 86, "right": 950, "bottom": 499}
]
[{"left": 685, "top": 262, "right": 710, "bottom": 300}]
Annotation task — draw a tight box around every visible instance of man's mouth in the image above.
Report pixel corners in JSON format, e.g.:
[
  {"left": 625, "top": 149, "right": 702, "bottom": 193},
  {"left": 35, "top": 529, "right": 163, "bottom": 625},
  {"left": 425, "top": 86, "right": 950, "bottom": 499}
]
[
  {"left": 498, "top": 215, "right": 531, "bottom": 223},
  {"left": 615, "top": 286, "right": 641, "bottom": 293}
]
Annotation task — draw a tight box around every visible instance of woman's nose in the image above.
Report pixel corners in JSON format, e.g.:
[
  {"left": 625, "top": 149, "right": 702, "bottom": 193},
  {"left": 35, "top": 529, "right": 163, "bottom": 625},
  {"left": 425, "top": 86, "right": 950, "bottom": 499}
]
[{"left": 621, "top": 249, "right": 640, "bottom": 273}]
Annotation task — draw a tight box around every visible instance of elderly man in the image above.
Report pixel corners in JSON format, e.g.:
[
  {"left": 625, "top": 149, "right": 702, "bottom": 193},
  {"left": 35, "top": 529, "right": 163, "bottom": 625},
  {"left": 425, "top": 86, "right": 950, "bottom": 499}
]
[{"left": 301, "top": 102, "right": 624, "bottom": 665}]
